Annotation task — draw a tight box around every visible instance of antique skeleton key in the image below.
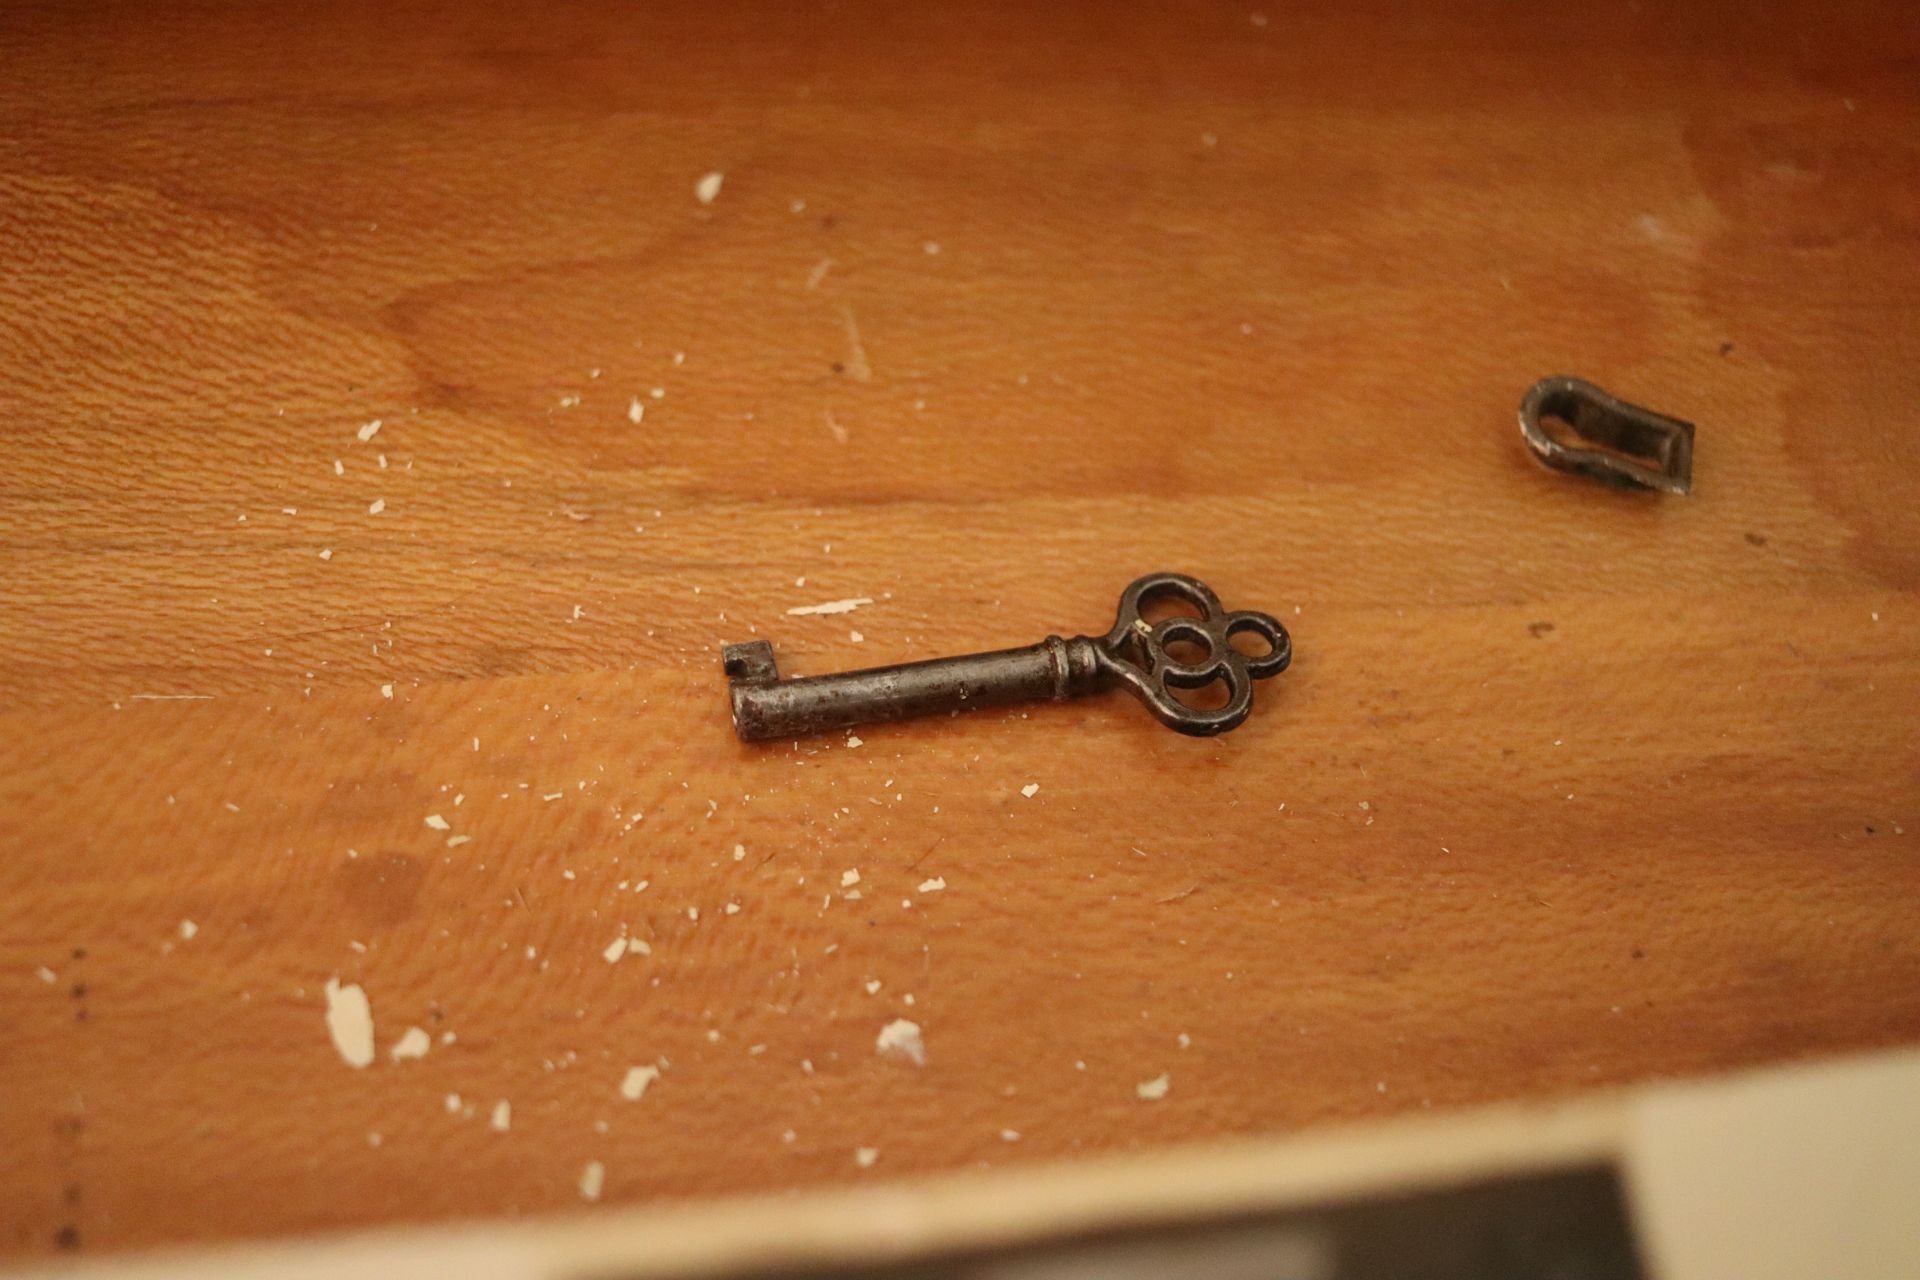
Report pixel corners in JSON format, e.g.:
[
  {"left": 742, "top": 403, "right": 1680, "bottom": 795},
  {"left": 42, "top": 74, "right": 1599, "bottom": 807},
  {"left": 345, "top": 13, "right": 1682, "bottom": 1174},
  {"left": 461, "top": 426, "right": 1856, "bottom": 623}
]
[{"left": 723, "top": 573, "right": 1291, "bottom": 741}]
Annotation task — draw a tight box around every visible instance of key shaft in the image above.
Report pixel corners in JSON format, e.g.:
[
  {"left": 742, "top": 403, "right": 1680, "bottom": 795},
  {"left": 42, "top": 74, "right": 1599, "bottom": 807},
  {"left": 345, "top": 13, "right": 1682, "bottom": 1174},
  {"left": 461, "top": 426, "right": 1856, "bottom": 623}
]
[{"left": 724, "top": 635, "right": 1102, "bottom": 742}]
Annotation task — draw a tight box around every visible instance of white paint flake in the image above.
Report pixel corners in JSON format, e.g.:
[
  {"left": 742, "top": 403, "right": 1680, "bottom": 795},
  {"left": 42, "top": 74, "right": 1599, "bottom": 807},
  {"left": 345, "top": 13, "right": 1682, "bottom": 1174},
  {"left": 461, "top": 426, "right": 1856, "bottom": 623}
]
[
  {"left": 733, "top": 843, "right": 746, "bottom": 861},
  {"left": 876, "top": 1018, "right": 926, "bottom": 1066},
  {"left": 695, "top": 171, "right": 724, "bottom": 204},
  {"left": 849, "top": 629, "right": 864, "bottom": 642},
  {"left": 390, "top": 1026, "right": 431, "bottom": 1061},
  {"left": 845, "top": 734, "right": 863, "bottom": 748},
  {"left": 367, "top": 499, "right": 386, "bottom": 516},
  {"left": 579, "top": 1160, "right": 605, "bottom": 1201},
  {"left": 445, "top": 834, "right": 471, "bottom": 848},
  {"left": 178, "top": 919, "right": 198, "bottom": 940},
  {"left": 627, "top": 396, "right": 644, "bottom": 424},
  {"left": 381, "top": 683, "right": 394, "bottom": 699},
  {"left": 490, "top": 1100, "right": 511, "bottom": 1132},
  {"left": 1021, "top": 783, "right": 1040, "bottom": 798},
  {"left": 841, "top": 869, "right": 861, "bottom": 887},
  {"left": 1136, "top": 1072, "right": 1171, "bottom": 1100},
  {"left": 620, "top": 1064, "right": 661, "bottom": 1101},
  {"left": 787, "top": 597, "right": 873, "bottom": 616},
  {"left": 1001, "top": 1129, "right": 1021, "bottom": 1142},
  {"left": 855, "top": 1147, "right": 879, "bottom": 1169},
  {"left": 318, "top": 548, "right": 334, "bottom": 561},
  {"left": 323, "top": 977, "right": 375, "bottom": 1069},
  {"left": 36, "top": 966, "right": 57, "bottom": 983},
  {"left": 424, "top": 814, "right": 450, "bottom": 831},
  {"left": 603, "top": 935, "right": 628, "bottom": 963},
  {"left": 444, "top": 1092, "right": 462, "bottom": 1113},
  {"left": 357, "top": 419, "right": 382, "bottom": 442},
  {"left": 918, "top": 877, "right": 946, "bottom": 893}
]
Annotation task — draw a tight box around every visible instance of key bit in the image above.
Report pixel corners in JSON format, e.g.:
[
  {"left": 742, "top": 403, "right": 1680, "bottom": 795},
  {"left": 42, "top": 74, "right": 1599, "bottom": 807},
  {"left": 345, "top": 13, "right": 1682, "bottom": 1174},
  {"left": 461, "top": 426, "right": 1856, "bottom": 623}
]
[{"left": 723, "top": 573, "right": 1291, "bottom": 741}]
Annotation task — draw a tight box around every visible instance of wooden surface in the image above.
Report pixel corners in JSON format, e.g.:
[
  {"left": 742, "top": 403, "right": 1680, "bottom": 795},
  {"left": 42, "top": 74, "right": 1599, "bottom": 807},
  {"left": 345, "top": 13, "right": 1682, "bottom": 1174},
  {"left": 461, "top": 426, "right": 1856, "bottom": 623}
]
[{"left": 2, "top": 0, "right": 1917, "bottom": 1261}]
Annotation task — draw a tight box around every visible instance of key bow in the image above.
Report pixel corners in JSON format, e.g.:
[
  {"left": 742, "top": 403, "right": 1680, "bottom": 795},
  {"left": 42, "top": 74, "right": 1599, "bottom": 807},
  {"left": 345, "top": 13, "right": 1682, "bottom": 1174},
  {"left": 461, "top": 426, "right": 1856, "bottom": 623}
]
[{"left": 1095, "top": 572, "right": 1292, "bottom": 736}]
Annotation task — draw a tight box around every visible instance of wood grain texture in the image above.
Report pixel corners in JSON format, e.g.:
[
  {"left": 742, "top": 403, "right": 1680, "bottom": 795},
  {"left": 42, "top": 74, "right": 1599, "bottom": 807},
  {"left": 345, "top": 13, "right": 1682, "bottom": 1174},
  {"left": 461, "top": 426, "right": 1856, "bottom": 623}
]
[{"left": 2, "top": 0, "right": 1917, "bottom": 1260}]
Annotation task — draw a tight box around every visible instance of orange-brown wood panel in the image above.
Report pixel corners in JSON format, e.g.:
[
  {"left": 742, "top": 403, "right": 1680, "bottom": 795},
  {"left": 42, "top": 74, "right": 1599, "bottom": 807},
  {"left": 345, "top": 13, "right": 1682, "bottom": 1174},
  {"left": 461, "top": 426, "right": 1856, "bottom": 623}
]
[{"left": 1, "top": 0, "right": 1916, "bottom": 1261}]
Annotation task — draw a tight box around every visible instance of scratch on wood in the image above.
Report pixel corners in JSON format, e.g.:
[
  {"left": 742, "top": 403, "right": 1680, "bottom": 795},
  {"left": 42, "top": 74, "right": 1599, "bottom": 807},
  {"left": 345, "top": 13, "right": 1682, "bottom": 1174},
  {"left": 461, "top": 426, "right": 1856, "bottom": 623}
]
[{"left": 839, "top": 306, "right": 872, "bottom": 382}]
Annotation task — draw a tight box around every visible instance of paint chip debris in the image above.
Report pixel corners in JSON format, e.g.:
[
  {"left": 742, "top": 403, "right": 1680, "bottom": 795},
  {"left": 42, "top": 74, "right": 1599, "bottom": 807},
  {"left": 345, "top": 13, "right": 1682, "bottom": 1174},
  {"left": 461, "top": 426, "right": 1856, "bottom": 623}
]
[
  {"left": 178, "top": 919, "right": 198, "bottom": 940},
  {"left": 846, "top": 734, "right": 863, "bottom": 748},
  {"left": 381, "top": 683, "right": 393, "bottom": 699},
  {"left": 357, "top": 419, "right": 382, "bottom": 442},
  {"left": 787, "top": 597, "right": 873, "bottom": 616},
  {"left": 1136, "top": 1072, "right": 1171, "bottom": 1100},
  {"left": 318, "top": 549, "right": 333, "bottom": 561},
  {"left": 1021, "top": 783, "right": 1040, "bottom": 798},
  {"left": 627, "top": 396, "right": 644, "bottom": 425},
  {"left": 603, "top": 936, "right": 628, "bottom": 963},
  {"left": 620, "top": 1064, "right": 661, "bottom": 1101},
  {"left": 367, "top": 499, "right": 386, "bottom": 516},
  {"left": 841, "top": 869, "right": 861, "bottom": 887},
  {"left": 490, "top": 1100, "right": 511, "bottom": 1132},
  {"left": 695, "top": 171, "right": 724, "bottom": 204},
  {"left": 424, "top": 814, "right": 450, "bottom": 831},
  {"left": 323, "top": 977, "right": 375, "bottom": 1069},
  {"left": 390, "top": 1026, "right": 431, "bottom": 1061},
  {"left": 579, "top": 1160, "right": 605, "bottom": 1201},
  {"left": 876, "top": 1018, "right": 926, "bottom": 1066},
  {"left": 855, "top": 1147, "right": 879, "bottom": 1169},
  {"left": 918, "top": 877, "right": 946, "bottom": 893}
]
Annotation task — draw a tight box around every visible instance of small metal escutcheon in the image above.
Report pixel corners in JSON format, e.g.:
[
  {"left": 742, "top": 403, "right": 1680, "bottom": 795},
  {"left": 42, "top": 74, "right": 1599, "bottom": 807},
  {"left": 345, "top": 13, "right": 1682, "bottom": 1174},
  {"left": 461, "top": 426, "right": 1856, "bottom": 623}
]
[
  {"left": 1519, "top": 375, "right": 1695, "bottom": 494},
  {"left": 724, "top": 573, "right": 1291, "bottom": 741}
]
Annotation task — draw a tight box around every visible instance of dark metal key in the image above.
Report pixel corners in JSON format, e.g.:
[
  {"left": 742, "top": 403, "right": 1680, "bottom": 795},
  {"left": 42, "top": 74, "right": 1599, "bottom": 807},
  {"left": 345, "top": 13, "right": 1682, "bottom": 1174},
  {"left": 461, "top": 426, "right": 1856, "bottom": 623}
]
[{"left": 722, "top": 572, "right": 1291, "bottom": 741}]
